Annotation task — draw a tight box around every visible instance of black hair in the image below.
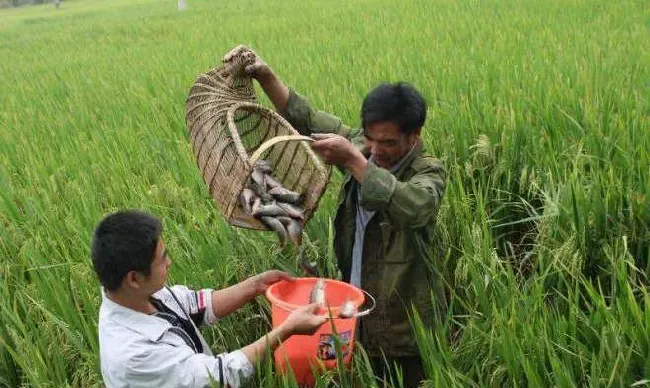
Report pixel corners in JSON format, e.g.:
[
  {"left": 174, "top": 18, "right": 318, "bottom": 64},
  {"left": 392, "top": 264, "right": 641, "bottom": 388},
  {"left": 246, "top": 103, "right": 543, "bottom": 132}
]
[
  {"left": 91, "top": 210, "right": 162, "bottom": 291},
  {"left": 361, "top": 82, "right": 427, "bottom": 134}
]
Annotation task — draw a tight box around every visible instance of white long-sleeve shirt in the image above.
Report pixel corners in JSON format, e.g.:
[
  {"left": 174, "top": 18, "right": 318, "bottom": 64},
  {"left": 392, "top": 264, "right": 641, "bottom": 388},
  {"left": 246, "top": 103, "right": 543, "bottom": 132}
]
[{"left": 98, "top": 285, "right": 254, "bottom": 388}]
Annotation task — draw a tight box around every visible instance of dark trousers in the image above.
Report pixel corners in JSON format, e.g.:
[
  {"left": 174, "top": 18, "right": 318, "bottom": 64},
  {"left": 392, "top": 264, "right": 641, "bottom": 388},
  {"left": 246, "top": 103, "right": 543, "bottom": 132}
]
[{"left": 369, "top": 355, "right": 425, "bottom": 388}]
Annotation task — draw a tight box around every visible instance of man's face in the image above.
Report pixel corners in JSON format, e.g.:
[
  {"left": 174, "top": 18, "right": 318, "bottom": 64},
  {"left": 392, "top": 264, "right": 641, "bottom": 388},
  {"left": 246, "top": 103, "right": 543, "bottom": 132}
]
[
  {"left": 137, "top": 239, "right": 171, "bottom": 295},
  {"left": 363, "top": 121, "right": 420, "bottom": 169}
]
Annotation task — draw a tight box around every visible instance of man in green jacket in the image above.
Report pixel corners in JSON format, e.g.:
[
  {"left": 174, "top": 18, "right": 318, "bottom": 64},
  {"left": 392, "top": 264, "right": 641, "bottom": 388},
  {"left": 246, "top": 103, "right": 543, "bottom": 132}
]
[{"left": 224, "top": 46, "right": 447, "bottom": 387}]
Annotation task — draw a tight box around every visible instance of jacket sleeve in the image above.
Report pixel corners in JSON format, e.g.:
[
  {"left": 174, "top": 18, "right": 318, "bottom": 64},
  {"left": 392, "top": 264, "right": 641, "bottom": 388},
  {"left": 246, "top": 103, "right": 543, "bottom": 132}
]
[
  {"left": 359, "top": 157, "right": 446, "bottom": 229},
  {"left": 126, "top": 343, "right": 254, "bottom": 388},
  {"left": 282, "top": 89, "right": 364, "bottom": 144},
  {"left": 166, "top": 285, "right": 217, "bottom": 327}
]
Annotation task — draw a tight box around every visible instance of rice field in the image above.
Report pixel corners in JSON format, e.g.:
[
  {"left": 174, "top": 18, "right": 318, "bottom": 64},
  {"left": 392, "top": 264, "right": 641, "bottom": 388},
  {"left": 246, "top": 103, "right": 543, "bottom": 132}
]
[{"left": 0, "top": 0, "right": 648, "bottom": 386}]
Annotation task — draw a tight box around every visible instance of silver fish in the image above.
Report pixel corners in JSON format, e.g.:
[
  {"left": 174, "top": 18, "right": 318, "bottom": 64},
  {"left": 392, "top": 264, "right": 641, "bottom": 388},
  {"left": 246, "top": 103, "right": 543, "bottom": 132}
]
[
  {"left": 250, "top": 169, "right": 266, "bottom": 195},
  {"left": 303, "top": 260, "right": 319, "bottom": 277},
  {"left": 309, "top": 278, "right": 326, "bottom": 306},
  {"left": 260, "top": 216, "right": 288, "bottom": 246},
  {"left": 251, "top": 197, "right": 262, "bottom": 215},
  {"left": 296, "top": 245, "right": 320, "bottom": 277},
  {"left": 253, "top": 160, "right": 272, "bottom": 174},
  {"left": 268, "top": 187, "right": 303, "bottom": 205},
  {"left": 264, "top": 174, "right": 283, "bottom": 190},
  {"left": 338, "top": 299, "right": 357, "bottom": 319},
  {"left": 239, "top": 188, "right": 256, "bottom": 214},
  {"left": 277, "top": 217, "right": 302, "bottom": 246},
  {"left": 251, "top": 168, "right": 266, "bottom": 188},
  {"left": 248, "top": 171, "right": 272, "bottom": 203},
  {"left": 276, "top": 202, "right": 305, "bottom": 220},
  {"left": 253, "top": 203, "right": 288, "bottom": 218}
]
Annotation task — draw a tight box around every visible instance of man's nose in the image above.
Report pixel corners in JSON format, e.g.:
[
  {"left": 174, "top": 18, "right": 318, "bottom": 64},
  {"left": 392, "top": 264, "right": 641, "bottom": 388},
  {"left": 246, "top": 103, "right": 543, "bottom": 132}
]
[{"left": 369, "top": 141, "right": 379, "bottom": 155}]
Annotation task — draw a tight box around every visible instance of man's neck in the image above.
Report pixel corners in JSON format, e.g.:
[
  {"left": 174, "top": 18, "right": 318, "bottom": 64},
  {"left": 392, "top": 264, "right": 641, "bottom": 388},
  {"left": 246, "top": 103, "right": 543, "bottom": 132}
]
[{"left": 106, "top": 289, "right": 157, "bottom": 315}]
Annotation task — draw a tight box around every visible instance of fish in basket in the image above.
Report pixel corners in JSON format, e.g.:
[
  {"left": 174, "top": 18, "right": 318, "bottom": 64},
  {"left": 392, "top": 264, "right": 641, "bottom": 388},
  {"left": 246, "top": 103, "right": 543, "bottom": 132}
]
[{"left": 185, "top": 50, "right": 330, "bottom": 245}]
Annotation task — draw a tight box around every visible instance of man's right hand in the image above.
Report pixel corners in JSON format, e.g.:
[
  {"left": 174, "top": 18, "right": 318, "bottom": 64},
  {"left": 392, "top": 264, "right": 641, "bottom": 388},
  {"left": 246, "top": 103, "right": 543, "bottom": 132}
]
[
  {"left": 222, "top": 45, "right": 290, "bottom": 112},
  {"left": 222, "top": 45, "right": 274, "bottom": 82},
  {"left": 283, "top": 303, "right": 328, "bottom": 336}
]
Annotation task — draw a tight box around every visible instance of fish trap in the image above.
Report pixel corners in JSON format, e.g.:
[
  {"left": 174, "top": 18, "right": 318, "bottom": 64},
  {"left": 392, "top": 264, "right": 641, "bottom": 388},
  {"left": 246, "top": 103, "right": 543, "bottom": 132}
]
[{"left": 185, "top": 54, "right": 330, "bottom": 230}]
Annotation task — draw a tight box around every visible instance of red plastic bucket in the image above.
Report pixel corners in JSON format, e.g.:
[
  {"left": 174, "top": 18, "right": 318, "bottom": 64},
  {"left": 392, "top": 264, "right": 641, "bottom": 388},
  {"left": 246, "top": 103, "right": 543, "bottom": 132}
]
[{"left": 265, "top": 278, "right": 367, "bottom": 386}]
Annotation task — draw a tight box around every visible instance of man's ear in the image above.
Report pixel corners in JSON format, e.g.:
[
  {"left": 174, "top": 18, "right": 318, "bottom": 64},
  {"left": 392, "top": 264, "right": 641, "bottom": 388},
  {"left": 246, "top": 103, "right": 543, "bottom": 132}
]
[
  {"left": 409, "top": 128, "right": 422, "bottom": 145},
  {"left": 124, "top": 270, "right": 143, "bottom": 290}
]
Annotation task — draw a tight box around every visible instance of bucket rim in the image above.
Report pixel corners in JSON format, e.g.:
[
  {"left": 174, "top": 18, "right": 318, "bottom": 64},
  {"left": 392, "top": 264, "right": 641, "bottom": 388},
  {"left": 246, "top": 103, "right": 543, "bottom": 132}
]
[{"left": 265, "top": 277, "right": 366, "bottom": 313}]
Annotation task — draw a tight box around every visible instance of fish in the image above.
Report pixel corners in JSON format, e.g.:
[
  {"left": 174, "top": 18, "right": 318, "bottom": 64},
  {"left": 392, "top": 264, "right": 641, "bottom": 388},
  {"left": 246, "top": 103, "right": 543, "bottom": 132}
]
[
  {"left": 276, "top": 202, "right": 305, "bottom": 220},
  {"left": 309, "top": 278, "right": 326, "bottom": 306},
  {"left": 245, "top": 159, "right": 309, "bottom": 246},
  {"left": 251, "top": 197, "right": 262, "bottom": 215},
  {"left": 248, "top": 170, "right": 272, "bottom": 203},
  {"left": 277, "top": 217, "right": 302, "bottom": 246},
  {"left": 260, "top": 216, "right": 288, "bottom": 246},
  {"left": 253, "top": 160, "right": 272, "bottom": 174},
  {"left": 239, "top": 188, "right": 256, "bottom": 214},
  {"left": 338, "top": 299, "right": 357, "bottom": 319},
  {"left": 250, "top": 168, "right": 266, "bottom": 188},
  {"left": 300, "top": 258, "right": 320, "bottom": 277},
  {"left": 264, "top": 174, "right": 283, "bottom": 190},
  {"left": 253, "top": 203, "right": 288, "bottom": 218},
  {"left": 249, "top": 169, "right": 273, "bottom": 201},
  {"left": 268, "top": 187, "right": 303, "bottom": 205},
  {"left": 296, "top": 245, "right": 319, "bottom": 277}
]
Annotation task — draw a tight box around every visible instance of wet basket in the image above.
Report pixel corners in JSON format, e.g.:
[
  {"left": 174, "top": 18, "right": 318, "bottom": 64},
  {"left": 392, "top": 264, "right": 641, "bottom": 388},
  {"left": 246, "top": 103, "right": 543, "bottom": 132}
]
[{"left": 185, "top": 56, "right": 330, "bottom": 230}]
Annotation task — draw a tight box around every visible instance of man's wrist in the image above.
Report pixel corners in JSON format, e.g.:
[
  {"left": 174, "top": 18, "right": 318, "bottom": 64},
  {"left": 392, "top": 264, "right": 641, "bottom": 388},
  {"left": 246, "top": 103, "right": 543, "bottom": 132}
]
[
  {"left": 268, "top": 323, "right": 291, "bottom": 347},
  {"left": 344, "top": 152, "right": 368, "bottom": 183},
  {"left": 255, "top": 68, "right": 277, "bottom": 87},
  {"left": 246, "top": 275, "right": 263, "bottom": 298}
]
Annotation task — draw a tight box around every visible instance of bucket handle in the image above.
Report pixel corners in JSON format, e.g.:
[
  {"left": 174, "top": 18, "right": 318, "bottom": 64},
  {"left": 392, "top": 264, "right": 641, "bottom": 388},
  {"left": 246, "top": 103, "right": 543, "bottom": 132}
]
[
  {"left": 249, "top": 135, "right": 314, "bottom": 165},
  {"left": 354, "top": 288, "right": 376, "bottom": 318}
]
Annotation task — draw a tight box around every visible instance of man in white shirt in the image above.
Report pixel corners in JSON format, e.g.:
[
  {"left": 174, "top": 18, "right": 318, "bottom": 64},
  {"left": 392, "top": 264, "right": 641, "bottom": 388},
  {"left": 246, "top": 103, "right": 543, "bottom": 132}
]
[{"left": 92, "top": 210, "right": 327, "bottom": 388}]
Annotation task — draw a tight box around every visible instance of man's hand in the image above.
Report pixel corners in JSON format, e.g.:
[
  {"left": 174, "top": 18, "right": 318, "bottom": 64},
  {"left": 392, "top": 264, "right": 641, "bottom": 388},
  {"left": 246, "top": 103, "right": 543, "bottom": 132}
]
[
  {"left": 311, "top": 133, "right": 368, "bottom": 182},
  {"left": 222, "top": 45, "right": 274, "bottom": 82},
  {"left": 242, "top": 303, "right": 327, "bottom": 364},
  {"left": 251, "top": 270, "right": 293, "bottom": 295},
  {"left": 283, "top": 303, "right": 328, "bottom": 335},
  {"left": 222, "top": 45, "right": 290, "bottom": 112}
]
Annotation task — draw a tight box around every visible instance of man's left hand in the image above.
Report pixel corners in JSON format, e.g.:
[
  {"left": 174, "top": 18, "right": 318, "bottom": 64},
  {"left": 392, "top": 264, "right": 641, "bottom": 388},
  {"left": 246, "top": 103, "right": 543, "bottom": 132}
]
[
  {"left": 310, "top": 133, "right": 361, "bottom": 165},
  {"left": 311, "top": 134, "right": 368, "bottom": 182},
  {"left": 252, "top": 270, "right": 293, "bottom": 295}
]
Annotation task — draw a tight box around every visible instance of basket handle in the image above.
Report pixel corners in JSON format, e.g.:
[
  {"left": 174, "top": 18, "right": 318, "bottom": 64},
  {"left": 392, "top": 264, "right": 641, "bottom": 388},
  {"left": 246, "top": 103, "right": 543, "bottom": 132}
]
[{"left": 249, "top": 135, "right": 314, "bottom": 165}]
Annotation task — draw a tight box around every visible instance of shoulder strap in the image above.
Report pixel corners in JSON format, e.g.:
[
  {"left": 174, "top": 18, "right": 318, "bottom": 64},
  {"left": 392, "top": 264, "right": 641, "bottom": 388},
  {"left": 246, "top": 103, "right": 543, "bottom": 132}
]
[{"left": 218, "top": 355, "right": 224, "bottom": 386}]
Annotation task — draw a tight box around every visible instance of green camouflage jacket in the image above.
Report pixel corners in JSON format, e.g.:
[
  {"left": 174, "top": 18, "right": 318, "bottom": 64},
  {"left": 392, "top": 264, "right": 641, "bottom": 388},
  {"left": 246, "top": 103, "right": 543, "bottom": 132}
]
[{"left": 283, "top": 90, "right": 447, "bottom": 357}]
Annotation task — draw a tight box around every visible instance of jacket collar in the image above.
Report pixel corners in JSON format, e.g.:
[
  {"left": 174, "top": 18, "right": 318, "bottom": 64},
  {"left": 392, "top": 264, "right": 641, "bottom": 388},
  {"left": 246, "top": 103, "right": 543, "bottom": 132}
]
[
  {"left": 100, "top": 288, "right": 170, "bottom": 342},
  {"left": 392, "top": 138, "right": 424, "bottom": 179}
]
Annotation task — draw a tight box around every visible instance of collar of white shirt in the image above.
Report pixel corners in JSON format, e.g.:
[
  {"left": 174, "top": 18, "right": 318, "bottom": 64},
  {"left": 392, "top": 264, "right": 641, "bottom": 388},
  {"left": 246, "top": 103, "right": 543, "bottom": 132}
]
[{"left": 100, "top": 288, "right": 172, "bottom": 342}]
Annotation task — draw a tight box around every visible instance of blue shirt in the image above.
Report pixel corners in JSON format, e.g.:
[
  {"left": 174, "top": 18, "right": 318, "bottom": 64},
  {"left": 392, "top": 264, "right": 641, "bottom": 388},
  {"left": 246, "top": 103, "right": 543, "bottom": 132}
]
[{"left": 349, "top": 149, "right": 413, "bottom": 287}]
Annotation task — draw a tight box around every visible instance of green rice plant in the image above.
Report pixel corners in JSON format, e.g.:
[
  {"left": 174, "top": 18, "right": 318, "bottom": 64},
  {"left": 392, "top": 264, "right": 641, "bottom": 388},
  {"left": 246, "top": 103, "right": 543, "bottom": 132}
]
[{"left": 0, "top": 0, "right": 648, "bottom": 386}]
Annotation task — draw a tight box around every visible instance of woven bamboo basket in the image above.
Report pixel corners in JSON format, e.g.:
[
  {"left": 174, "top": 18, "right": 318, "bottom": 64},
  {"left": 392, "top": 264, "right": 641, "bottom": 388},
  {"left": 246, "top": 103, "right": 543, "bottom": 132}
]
[{"left": 185, "top": 55, "right": 330, "bottom": 230}]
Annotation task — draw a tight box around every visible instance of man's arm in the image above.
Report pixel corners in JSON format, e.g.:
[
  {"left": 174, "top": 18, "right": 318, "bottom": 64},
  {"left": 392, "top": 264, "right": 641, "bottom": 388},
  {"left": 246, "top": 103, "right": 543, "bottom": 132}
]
[
  {"left": 360, "top": 158, "right": 446, "bottom": 229},
  {"left": 238, "top": 303, "right": 325, "bottom": 365},
  {"left": 210, "top": 270, "right": 291, "bottom": 319},
  {"left": 282, "top": 90, "right": 363, "bottom": 143},
  {"left": 126, "top": 343, "right": 254, "bottom": 388},
  {"left": 222, "top": 46, "right": 361, "bottom": 142},
  {"left": 222, "top": 45, "right": 290, "bottom": 113},
  {"left": 127, "top": 303, "right": 325, "bottom": 388}
]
